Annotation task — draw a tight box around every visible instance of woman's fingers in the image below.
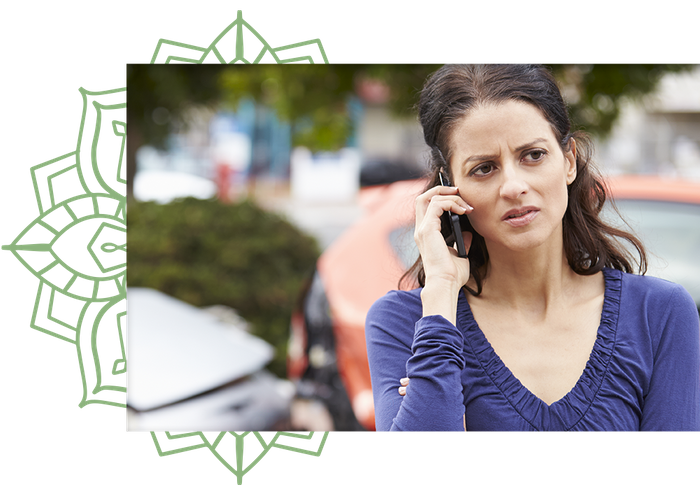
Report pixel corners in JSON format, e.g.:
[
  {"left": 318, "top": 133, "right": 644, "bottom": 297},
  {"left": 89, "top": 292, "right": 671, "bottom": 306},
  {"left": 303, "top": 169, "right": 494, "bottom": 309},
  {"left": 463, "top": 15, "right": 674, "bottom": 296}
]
[
  {"left": 415, "top": 185, "right": 472, "bottom": 221},
  {"left": 427, "top": 196, "right": 472, "bottom": 217},
  {"left": 414, "top": 196, "right": 472, "bottom": 246},
  {"left": 415, "top": 187, "right": 473, "bottom": 236}
]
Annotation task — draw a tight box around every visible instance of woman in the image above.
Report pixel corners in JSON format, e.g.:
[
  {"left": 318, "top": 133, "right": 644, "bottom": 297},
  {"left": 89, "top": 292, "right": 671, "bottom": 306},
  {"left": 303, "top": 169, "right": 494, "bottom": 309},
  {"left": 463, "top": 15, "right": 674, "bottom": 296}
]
[{"left": 365, "top": 64, "right": 700, "bottom": 431}]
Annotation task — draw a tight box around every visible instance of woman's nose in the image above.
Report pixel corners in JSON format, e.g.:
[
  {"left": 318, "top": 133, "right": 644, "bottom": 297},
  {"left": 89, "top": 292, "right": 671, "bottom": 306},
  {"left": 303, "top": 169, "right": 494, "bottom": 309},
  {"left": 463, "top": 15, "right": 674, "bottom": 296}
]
[{"left": 499, "top": 166, "right": 528, "bottom": 199}]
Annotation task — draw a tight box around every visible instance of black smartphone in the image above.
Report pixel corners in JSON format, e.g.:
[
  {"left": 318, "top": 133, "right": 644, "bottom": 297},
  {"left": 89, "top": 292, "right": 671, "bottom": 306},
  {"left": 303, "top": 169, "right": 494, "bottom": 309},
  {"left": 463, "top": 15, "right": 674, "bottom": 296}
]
[{"left": 438, "top": 171, "right": 467, "bottom": 258}]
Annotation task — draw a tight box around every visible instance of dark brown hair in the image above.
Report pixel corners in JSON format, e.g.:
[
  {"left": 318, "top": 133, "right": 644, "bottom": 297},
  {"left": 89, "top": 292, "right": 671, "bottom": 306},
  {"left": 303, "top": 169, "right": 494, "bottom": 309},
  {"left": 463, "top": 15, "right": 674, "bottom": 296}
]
[{"left": 400, "top": 64, "right": 647, "bottom": 295}]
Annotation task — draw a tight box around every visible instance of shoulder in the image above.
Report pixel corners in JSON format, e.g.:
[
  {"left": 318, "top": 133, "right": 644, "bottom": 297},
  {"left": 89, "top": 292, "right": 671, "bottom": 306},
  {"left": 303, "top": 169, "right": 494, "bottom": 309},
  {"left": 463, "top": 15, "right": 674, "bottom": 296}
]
[
  {"left": 613, "top": 269, "right": 699, "bottom": 348},
  {"left": 617, "top": 269, "right": 697, "bottom": 312},
  {"left": 366, "top": 288, "right": 423, "bottom": 326},
  {"left": 365, "top": 288, "right": 423, "bottom": 342},
  {"left": 368, "top": 288, "right": 422, "bottom": 313}
]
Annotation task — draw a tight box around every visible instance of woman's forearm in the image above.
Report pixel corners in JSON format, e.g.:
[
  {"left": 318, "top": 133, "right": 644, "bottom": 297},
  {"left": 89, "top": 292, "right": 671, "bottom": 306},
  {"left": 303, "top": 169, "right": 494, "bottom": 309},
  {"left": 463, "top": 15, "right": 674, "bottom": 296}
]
[
  {"left": 390, "top": 314, "right": 466, "bottom": 431},
  {"left": 420, "top": 277, "right": 462, "bottom": 325}
]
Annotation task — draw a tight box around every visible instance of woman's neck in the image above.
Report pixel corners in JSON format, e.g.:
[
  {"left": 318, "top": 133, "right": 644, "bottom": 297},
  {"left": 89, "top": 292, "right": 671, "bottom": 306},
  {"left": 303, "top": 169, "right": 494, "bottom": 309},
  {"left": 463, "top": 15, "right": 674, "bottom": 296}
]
[{"left": 477, "top": 240, "right": 581, "bottom": 317}]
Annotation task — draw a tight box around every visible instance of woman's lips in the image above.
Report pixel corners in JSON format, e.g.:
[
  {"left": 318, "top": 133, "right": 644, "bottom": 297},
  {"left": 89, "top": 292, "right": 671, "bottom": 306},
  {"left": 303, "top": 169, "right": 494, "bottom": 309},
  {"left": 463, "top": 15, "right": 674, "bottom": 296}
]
[{"left": 502, "top": 208, "right": 540, "bottom": 227}]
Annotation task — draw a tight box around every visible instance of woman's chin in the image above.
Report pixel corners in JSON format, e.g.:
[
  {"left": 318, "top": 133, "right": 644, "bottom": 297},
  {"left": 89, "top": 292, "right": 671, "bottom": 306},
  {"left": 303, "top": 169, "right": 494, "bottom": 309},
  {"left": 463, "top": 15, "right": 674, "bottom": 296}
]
[{"left": 484, "top": 230, "right": 557, "bottom": 255}]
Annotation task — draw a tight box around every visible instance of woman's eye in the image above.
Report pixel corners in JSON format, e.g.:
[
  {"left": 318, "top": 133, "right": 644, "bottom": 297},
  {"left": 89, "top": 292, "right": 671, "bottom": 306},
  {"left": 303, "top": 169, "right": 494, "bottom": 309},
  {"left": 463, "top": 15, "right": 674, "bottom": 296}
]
[
  {"left": 525, "top": 149, "right": 547, "bottom": 161},
  {"left": 470, "top": 163, "right": 494, "bottom": 176}
]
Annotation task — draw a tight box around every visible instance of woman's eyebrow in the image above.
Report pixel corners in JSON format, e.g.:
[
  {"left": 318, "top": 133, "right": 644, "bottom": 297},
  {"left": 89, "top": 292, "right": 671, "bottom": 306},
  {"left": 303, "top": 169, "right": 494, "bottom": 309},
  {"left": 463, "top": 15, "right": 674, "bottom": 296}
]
[{"left": 462, "top": 138, "right": 549, "bottom": 167}]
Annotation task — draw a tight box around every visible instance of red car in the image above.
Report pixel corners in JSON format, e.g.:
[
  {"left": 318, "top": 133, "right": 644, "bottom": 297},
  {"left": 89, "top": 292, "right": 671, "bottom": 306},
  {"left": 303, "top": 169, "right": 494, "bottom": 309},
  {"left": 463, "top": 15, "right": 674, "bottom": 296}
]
[{"left": 288, "top": 175, "right": 700, "bottom": 430}]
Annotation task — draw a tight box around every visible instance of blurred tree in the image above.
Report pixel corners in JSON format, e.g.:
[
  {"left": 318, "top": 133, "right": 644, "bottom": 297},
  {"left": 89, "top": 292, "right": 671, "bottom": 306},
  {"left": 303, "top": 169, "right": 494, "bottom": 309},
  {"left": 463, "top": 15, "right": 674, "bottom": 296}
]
[
  {"left": 217, "top": 64, "right": 695, "bottom": 149},
  {"left": 550, "top": 64, "right": 695, "bottom": 137},
  {"left": 127, "top": 197, "right": 320, "bottom": 377},
  {"left": 128, "top": 65, "right": 696, "bottom": 199},
  {"left": 126, "top": 64, "right": 223, "bottom": 199},
  {"left": 217, "top": 64, "right": 441, "bottom": 150}
]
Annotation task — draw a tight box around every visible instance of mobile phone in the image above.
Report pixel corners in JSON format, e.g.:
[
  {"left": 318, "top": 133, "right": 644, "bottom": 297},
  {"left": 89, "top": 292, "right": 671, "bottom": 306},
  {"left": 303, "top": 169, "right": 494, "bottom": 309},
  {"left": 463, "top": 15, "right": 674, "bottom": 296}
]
[{"left": 438, "top": 171, "right": 467, "bottom": 258}]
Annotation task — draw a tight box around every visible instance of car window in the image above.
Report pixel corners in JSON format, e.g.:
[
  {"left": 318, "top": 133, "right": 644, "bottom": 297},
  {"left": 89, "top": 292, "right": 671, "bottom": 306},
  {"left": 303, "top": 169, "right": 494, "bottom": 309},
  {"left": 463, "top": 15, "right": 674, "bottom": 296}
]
[
  {"left": 605, "top": 200, "right": 700, "bottom": 304},
  {"left": 389, "top": 224, "right": 419, "bottom": 272}
]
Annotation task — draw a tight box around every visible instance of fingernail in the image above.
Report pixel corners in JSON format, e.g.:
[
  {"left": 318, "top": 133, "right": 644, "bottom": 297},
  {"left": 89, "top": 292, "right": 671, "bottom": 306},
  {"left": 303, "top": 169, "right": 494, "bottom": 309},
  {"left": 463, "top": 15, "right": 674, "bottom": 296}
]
[
  {"left": 398, "top": 387, "right": 406, "bottom": 395},
  {"left": 400, "top": 378, "right": 409, "bottom": 386}
]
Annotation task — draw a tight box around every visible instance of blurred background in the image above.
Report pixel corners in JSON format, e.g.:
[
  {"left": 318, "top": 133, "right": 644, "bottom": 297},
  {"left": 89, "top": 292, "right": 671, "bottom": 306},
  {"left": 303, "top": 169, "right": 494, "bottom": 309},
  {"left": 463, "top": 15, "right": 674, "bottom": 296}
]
[{"left": 126, "top": 64, "right": 700, "bottom": 432}]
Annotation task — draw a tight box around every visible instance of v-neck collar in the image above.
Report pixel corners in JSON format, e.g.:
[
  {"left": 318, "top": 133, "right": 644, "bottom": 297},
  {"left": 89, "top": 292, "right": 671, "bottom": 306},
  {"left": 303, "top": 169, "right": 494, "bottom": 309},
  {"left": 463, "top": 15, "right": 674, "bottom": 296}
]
[{"left": 457, "top": 268, "right": 622, "bottom": 431}]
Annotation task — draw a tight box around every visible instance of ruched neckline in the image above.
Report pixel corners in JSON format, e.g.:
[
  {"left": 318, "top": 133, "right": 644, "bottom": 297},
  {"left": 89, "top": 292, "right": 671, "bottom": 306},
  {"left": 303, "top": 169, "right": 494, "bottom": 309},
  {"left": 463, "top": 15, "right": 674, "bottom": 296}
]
[{"left": 456, "top": 268, "right": 622, "bottom": 431}]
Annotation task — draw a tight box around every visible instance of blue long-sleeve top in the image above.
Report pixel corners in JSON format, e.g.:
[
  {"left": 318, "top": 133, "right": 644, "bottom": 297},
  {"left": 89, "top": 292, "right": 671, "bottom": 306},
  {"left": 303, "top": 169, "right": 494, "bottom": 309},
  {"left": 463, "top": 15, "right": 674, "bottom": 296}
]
[{"left": 365, "top": 268, "right": 700, "bottom": 431}]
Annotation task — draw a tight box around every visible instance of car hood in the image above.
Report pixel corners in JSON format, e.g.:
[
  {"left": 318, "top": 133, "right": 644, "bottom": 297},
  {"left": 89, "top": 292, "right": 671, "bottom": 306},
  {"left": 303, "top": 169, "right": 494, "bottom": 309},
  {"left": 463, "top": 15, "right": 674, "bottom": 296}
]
[{"left": 127, "top": 287, "right": 274, "bottom": 411}]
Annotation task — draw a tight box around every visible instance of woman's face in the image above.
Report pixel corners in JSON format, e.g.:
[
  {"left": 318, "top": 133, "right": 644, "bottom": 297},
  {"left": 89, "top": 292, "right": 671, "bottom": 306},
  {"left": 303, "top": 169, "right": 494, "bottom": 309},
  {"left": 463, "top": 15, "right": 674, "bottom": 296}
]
[{"left": 448, "top": 100, "right": 576, "bottom": 254}]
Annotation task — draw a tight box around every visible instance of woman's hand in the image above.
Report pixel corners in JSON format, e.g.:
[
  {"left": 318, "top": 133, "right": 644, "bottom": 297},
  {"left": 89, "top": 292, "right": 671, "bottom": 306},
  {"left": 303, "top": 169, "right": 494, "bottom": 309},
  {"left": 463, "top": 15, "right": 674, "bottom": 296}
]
[
  {"left": 398, "top": 377, "right": 409, "bottom": 396},
  {"left": 414, "top": 185, "right": 473, "bottom": 288},
  {"left": 414, "top": 185, "right": 473, "bottom": 324}
]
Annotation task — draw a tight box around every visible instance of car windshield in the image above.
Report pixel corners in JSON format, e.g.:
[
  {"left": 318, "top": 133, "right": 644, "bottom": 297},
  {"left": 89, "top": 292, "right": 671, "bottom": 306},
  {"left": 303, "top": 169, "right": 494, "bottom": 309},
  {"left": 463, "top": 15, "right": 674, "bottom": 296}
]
[
  {"left": 389, "top": 224, "right": 419, "bottom": 275},
  {"left": 389, "top": 199, "right": 700, "bottom": 305},
  {"left": 607, "top": 199, "right": 700, "bottom": 304}
]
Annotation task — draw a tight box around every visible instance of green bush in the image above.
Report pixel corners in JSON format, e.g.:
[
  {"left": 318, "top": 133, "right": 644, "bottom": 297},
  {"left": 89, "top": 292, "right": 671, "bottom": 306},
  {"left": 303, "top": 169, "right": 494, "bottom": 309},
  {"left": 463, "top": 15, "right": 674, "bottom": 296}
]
[{"left": 127, "top": 197, "right": 320, "bottom": 377}]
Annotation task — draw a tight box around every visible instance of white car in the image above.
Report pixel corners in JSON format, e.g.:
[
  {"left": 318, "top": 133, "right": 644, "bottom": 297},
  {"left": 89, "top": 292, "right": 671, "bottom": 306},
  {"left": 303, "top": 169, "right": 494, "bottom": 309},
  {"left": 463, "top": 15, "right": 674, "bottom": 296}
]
[{"left": 127, "top": 287, "right": 294, "bottom": 431}]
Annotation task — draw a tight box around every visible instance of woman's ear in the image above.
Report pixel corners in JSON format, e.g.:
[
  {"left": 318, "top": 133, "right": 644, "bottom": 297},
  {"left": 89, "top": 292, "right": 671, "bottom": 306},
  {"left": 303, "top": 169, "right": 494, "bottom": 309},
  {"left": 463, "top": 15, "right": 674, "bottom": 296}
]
[{"left": 565, "top": 138, "right": 577, "bottom": 185}]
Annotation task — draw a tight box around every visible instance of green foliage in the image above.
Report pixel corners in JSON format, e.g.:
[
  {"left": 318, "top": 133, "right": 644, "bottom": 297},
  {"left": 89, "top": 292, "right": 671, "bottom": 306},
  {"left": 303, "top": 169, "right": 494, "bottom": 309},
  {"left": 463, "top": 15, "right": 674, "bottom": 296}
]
[
  {"left": 550, "top": 64, "right": 695, "bottom": 137},
  {"left": 126, "top": 64, "right": 696, "bottom": 199},
  {"left": 127, "top": 197, "right": 320, "bottom": 377},
  {"left": 129, "top": 64, "right": 696, "bottom": 152},
  {"left": 127, "top": 64, "right": 223, "bottom": 148},
  {"left": 219, "top": 65, "right": 359, "bottom": 151}
]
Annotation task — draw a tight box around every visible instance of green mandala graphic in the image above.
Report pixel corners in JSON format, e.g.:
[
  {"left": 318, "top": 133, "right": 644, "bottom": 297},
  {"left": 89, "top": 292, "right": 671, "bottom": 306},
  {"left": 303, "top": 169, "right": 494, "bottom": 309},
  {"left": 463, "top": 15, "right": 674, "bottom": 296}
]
[
  {"left": 2, "top": 10, "right": 328, "bottom": 486},
  {"left": 149, "top": 432, "right": 331, "bottom": 487},
  {"left": 3, "top": 87, "right": 128, "bottom": 408},
  {"left": 150, "top": 10, "right": 327, "bottom": 64}
]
